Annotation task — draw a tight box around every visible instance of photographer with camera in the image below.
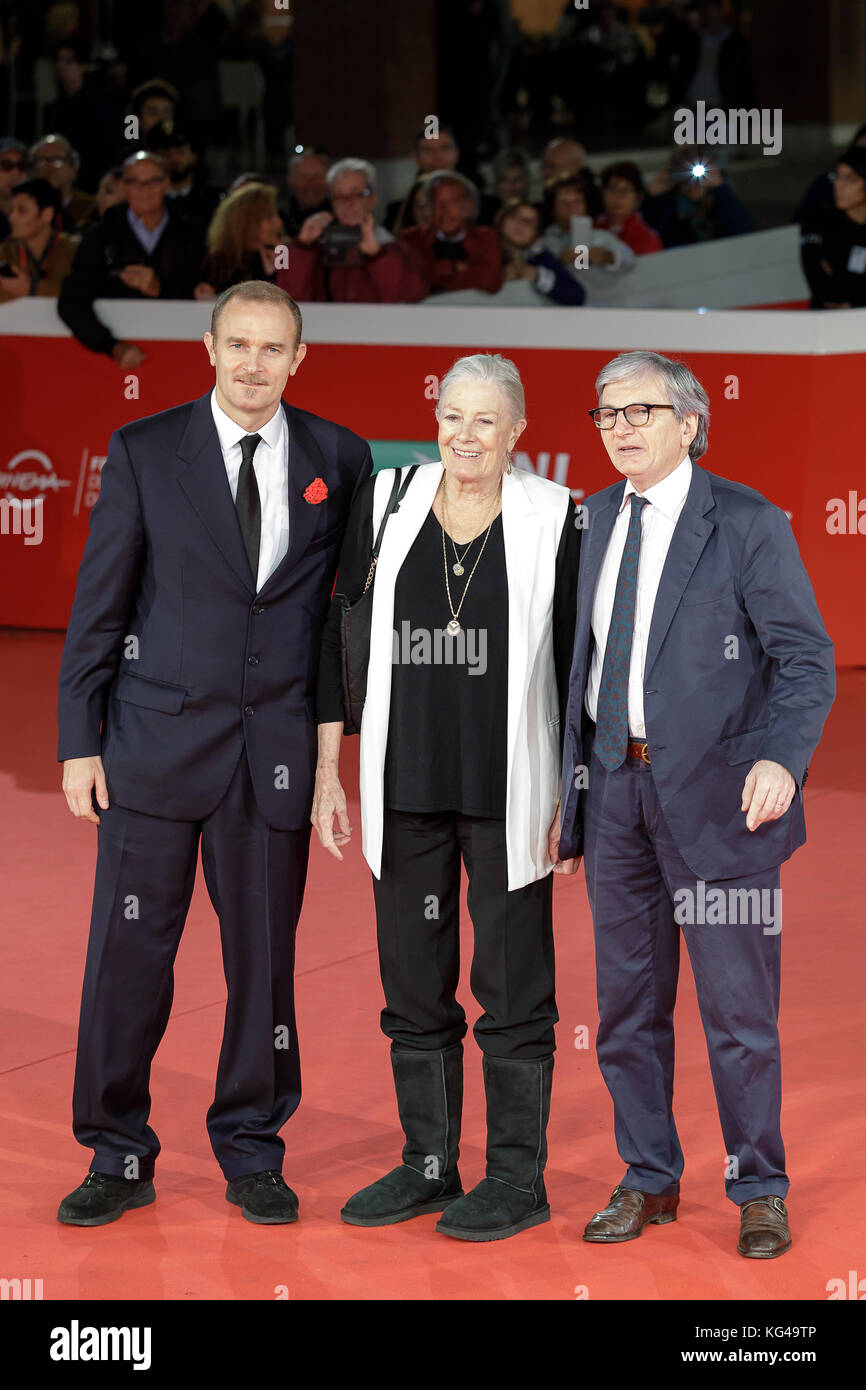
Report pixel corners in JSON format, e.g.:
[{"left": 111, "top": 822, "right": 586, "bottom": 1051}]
[
  {"left": 276, "top": 158, "right": 428, "bottom": 304},
  {"left": 57, "top": 150, "right": 205, "bottom": 367},
  {"left": 643, "top": 147, "right": 755, "bottom": 248}
]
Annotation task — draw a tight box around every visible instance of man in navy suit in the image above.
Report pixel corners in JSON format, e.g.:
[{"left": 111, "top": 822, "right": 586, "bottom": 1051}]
[
  {"left": 57, "top": 281, "right": 372, "bottom": 1225},
  {"left": 552, "top": 350, "right": 835, "bottom": 1257}
]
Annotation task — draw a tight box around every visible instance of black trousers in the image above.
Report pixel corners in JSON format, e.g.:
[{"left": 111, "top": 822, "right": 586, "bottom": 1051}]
[
  {"left": 372, "top": 809, "right": 557, "bottom": 1059},
  {"left": 72, "top": 747, "right": 311, "bottom": 1181}
]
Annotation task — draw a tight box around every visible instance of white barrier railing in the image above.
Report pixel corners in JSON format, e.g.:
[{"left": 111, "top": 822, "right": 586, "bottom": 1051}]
[{"left": 1, "top": 295, "right": 864, "bottom": 355}]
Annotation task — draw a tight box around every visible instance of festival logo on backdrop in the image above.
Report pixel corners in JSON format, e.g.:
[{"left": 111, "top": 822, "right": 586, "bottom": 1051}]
[{"left": 0, "top": 449, "right": 71, "bottom": 503}]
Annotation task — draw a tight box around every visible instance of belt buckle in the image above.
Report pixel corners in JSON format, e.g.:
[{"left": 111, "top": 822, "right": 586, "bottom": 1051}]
[{"left": 639, "top": 741, "right": 650, "bottom": 764}]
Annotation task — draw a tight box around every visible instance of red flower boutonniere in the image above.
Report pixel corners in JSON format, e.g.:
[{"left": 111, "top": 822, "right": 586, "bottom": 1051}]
[{"left": 303, "top": 477, "right": 328, "bottom": 505}]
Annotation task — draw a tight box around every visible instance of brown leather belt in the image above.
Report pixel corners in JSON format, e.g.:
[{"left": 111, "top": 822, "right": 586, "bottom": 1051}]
[{"left": 626, "top": 739, "right": 651, "bottom": 763}]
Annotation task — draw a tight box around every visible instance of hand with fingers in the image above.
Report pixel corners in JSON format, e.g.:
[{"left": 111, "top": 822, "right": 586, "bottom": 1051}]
[
  {"left": 62, "top": 756, "right": 109, "bottom": 824},
  {"left": 741, "top": 759, "right": 796, "bottom": 832},
  {"left": 311, "top": 763, "right": 352, "bottom": 860},
  {"left": 548, "top": 801, "right": 581, "bottom": 875}
]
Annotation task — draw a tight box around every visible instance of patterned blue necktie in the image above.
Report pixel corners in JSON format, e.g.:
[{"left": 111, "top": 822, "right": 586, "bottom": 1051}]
[{"left": 593, "top": 493, "right": 649, "bottom": 771}]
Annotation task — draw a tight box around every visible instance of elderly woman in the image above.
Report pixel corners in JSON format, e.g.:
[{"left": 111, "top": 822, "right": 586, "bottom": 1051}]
[{"left": 312, "top": 353, "right": 580, "bottom": 1241}]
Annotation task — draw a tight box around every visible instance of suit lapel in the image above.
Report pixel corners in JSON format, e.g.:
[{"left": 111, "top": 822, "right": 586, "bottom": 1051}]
[
  {"left": 571, "top": 483, "right": 623, "bottom": 685},
  {"left": 644, "top": 464, "right": 716, "bottom": 678},
  {"left": 177, "top": 393, "right": 255, "bottom": 593}
]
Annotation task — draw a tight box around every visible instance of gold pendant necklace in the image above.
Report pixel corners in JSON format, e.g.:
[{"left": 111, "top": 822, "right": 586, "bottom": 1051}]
[
  {"left": 450, "top": 535, "right": 474, "bottom": 576},
  {"left": 440, "top": 479, "right": 502, "bottom": 635}
]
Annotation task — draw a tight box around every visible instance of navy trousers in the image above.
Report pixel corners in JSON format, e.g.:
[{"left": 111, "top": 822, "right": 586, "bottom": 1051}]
[
  {"left": 583, "top": 731, "right": 788, "bottom": 1205},
  {"left": 72, "top": 747, "right": 311, "bottom": 1181}
]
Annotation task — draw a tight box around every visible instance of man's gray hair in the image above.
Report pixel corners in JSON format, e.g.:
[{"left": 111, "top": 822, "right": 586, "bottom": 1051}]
[
  {"left": 436, "top": 353, "right": 526, "bottom": 424},
  {"left": 595, "top": 349, "right": 710, "bottom": 460},
  {"left": 426, "top": 170, "right": 480, "bottom": 219},
  {"left": 326, "top": 157, "right": 376, "bottom": 192},
  {"left": 33, "top": 132, "right": 80, "bottom": 172},
  {"left": 121, "top": 148, "right": 167, "bottom": 177}
]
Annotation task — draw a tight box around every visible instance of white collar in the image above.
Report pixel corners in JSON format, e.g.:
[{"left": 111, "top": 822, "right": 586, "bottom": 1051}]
[
  {"left": 621, "top": 454, "right": 692, "bottom": 520},
  {"left": 210, "top": 388, "right": 284, "bottom": 452}
]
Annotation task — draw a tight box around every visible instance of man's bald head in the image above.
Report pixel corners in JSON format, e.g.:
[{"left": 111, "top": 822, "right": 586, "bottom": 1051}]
[{"left": 541, "top": 138, "right": 587, "bottom": 184}]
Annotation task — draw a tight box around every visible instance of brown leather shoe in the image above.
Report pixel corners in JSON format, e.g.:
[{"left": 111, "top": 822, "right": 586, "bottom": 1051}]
[
  {"left": 737, "top": 1195, "right": 792, "bottom": 1258},
  {"left": 583, "top": 1184, "right": 679, "bottom": 1242}
]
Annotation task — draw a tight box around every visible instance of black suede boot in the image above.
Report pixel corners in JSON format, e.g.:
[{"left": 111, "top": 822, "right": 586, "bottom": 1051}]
[
  {"left": 341, "top": 1042, "right": 463, "bottom": 1226},
  {"left": 436, "top": 1053, "right": 553, "bottom": 1241}
]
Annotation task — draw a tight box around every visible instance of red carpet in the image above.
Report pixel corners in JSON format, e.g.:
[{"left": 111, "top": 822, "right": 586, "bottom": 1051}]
[{"left": 1, "top": 628, "right": 863, "bottom": 1301}]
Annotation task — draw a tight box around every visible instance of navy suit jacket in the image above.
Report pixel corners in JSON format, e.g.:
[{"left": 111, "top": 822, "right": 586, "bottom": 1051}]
[
  {"left": 559, "top": 463, "right": 836, "bottom": 879},
  {"left": 57, "top": 391, "right": 373, "bottom": 829}
]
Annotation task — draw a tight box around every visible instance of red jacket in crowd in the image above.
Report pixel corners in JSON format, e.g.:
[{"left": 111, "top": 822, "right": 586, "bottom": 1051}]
[
  {"left": 277, "top": 235, "right": 429, "bottom": 303},
  {"left": 400, "top": 225, "right": 504, "bottom": 295},
  {"left": 594, "top": 211, "right": 663, "bottom": 256}
]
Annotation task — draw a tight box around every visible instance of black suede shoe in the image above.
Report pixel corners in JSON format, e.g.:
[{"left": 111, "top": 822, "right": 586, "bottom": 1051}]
[
  {"left": 341, "top": 1163, "right": 463, "bottom": 1227},
  {"left": 226, "top": 1170, "right": 299, "bottom": 1224},
  {"left": 57, "top": 1172, "right": 155, "bottom": 1226}
]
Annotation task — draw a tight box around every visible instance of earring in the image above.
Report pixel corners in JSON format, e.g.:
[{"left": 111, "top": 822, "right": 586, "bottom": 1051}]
[{"left": 505, "top": 451, "right": 513, "bottom": 475}]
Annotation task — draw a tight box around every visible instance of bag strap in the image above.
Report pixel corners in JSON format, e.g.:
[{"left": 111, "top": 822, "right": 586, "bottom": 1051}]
[{"left": 363, "top": 464, "right": 419, "bottom": 592}]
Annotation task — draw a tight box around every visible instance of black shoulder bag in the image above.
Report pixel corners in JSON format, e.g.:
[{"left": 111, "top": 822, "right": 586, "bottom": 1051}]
[{"left": 339, "top": 465, "right": 418, "bottom": 734}]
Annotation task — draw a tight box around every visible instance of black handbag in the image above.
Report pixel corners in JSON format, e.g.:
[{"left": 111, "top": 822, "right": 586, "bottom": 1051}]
[{"left": 339, "top": 465, "right": 418, "bottom": 734}]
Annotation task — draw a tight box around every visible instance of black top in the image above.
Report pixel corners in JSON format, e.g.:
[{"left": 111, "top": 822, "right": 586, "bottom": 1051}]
[
  {"left": 800, "top": 205, "right": 866, "bottom": 308},
  {"left": 385, "top": 508, "right": 508, "bottom": 815},
  {"left": 316, "top": 468, "right": 581, "bottom": 817},
  {"left": 57, "top": 201, "right": 205, "bottom": 356}
]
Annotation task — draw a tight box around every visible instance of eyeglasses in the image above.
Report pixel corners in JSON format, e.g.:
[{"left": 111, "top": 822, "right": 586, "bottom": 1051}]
[
  {"left": 588, "top": 403, "right": 676, "bottom": 429},
  {"left": 0, "top": 158, "right": 27, "bottom": 172},
  {"left": 331, "top": 188, "right": 372, "bottom": 202},
  {"left": 123, "top": 176, "right": 165, "bottom": 188},
  {"left": 34, "top": 156, "right": 70, "bottom": 168}
]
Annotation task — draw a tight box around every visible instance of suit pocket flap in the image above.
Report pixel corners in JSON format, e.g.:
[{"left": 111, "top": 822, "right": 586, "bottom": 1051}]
[
  {"left": 303, "top": 523, "right": 344, "bottom": 556},
  {"left": 680, "top": 578, "right": 735, "bottom": 606},
  {"left": 720, "top": 725, "right": 768, "bottom": 765},
  {"left": 114, "top": 671, "right": 186, "bottom": 714}
]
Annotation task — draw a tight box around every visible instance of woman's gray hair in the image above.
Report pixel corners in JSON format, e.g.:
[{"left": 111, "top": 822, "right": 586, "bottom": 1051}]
[
  {"left": 436, "top": 353, "right": 526, "bottom": 424},
  {"left": 595, "top": 350, "right": 710, "bottom": 460}
]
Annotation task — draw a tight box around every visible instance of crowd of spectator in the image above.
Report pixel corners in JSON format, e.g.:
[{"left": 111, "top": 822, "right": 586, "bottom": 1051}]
[
  {"left": 0, "top": 109, "right": 769, "bottom": 345},
  {"left": 0, "top": 2, "right": 865, "bottom": 337}
]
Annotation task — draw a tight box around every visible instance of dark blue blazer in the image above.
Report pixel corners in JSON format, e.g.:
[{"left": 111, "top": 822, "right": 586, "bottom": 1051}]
[
  {"left": 559, "top": 464, "right": 836, "bottom": 878},
  {"left": 57, "top": 391, "right": 373, "bottom": 828}
]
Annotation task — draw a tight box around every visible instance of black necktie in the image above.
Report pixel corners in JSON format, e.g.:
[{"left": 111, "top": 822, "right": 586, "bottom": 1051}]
[{"left": 236, "top": 433, "right": 261, "bottom": 584}]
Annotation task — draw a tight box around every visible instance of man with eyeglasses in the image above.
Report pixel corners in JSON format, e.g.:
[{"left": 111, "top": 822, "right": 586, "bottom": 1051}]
[
  {"left": 58, "top": 150, "right": 205, "bottom": 368},
  {"left": 277, "top": 157, "right": 428, "bottom": 303},
  {"left": 0, "top": 138, "right": 31, "bottom": 240},
  {"left": 553, "top": 350, "right": 835, "bottom": 1258},
  {"left": 30, "top": 134, "right": 95, "bottom": 233}
]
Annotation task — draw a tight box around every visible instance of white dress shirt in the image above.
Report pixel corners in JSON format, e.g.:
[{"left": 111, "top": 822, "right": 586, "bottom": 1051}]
[
  {"left": 585, "top": 455, "right": 692, "bottom": 738},
  {"left": 210, "top": 389, "right": 289, "bottom": 591}
]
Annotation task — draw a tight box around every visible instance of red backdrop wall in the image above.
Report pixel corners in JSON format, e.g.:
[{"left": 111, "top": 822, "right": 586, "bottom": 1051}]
[{"left": 0, "top": 331, "right": 862, "bottom": 663}]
